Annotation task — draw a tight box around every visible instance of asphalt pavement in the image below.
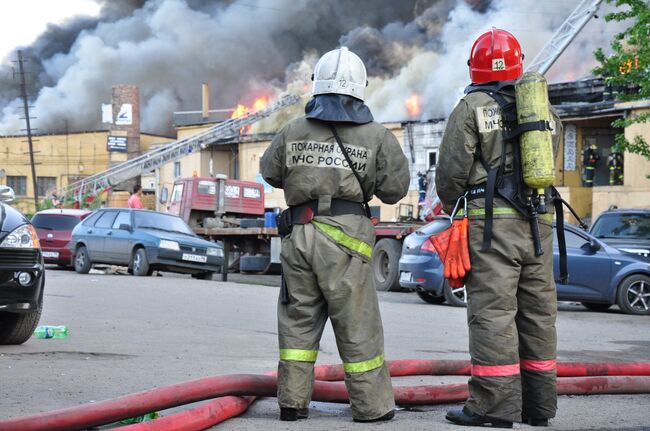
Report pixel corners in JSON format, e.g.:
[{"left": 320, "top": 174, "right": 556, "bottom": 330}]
[{"left": 0, "top": 268, "right": 648, "bottom": 430}]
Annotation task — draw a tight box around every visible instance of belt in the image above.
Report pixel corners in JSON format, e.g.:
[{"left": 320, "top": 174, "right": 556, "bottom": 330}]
[{"left": 291, "top": 199, "right": 366, "bottom": 225}]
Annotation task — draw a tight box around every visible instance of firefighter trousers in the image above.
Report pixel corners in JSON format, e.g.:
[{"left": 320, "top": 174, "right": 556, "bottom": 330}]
[
  {"left": 277, "top": 222, "right": 394, "bottom": 420},
  {"left": 463, "top": 217, "right": 557, "bottom": 422}
]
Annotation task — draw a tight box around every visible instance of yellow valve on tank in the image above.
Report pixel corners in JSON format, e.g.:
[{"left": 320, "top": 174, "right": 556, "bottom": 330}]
[{"left": 515, "top": 72, "right": 555, "bottom": 192}]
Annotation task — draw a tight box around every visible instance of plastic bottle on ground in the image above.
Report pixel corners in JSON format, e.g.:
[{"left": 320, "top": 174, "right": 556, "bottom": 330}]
[{"left": 34, "top": 325, "right": 68, "bottom": 339}]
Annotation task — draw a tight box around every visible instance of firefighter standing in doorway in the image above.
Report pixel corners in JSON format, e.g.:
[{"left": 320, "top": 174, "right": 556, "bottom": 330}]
[
  {"left": 260, "top": 47, "right": 409, "bottom": 423},
  {"left": 436, "top": 28, "right": 561, "bottom": 428},
  {"left": 582, "top": 143, "right": 600, "bottom": 187},
  {"left": 608, "top": 147, "right": 624, "bottom": 185}
]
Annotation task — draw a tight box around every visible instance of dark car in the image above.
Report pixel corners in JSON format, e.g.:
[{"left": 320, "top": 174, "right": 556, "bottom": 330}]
[
  {"left": 398, "top": 218, "right": 467, "bottom": 307},
  {"left": 32, "top": 209, "right": 92, "bottom": 267},
  {"left": 0, "top": 187, "right": 45, "bottom": 344},
  {"left": 589, "top": 209, "right": 650, "bottom": 261},
  {"left": 70, "top": 208, "right": 223, "bottom": 279},
  {"left": 399, "top": 220, "right": 650, "bottom": 315}
]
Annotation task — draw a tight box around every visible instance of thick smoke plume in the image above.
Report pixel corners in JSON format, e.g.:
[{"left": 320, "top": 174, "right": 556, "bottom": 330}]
[{"left": 0, "top": 0, "right": 626, "bottom": 136}]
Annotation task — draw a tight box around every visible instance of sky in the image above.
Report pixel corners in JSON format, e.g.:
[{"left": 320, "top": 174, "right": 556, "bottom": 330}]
[
  {"left": 0, "top": 0, "right": 631, "bottom": 134},
  {"left": 0, "top": 0, "right": 100, "bottom": 61}
]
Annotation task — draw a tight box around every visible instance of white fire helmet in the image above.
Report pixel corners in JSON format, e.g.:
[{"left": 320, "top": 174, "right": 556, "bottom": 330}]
[{"left": 312, "top": 47, "right": 368, "bottom": 101}]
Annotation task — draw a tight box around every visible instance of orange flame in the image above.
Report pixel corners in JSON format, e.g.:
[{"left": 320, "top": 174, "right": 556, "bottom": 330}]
[
  {"left": 230, "top": 104, "right": 249, "bottom": 119},
  {"left": 230, "top": 96, "right": 270, "bottom": 134},
  {"left": 252, "top": 96, "right": 268, "bottom": 112},
  {"left": 405, "top": 94, "right": 420, "bottom": 118},
  {"left": 230, "top": 97, "right": 269, "bottom": 120}
]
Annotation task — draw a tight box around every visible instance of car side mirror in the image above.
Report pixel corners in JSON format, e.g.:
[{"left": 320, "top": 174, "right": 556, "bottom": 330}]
[
  {"left": 581, "top": 239, "right": 601, "bottom": 252},
  {"left": 590, "top": 238, "right": 601, "bottom": 251},
  {"left": 160, "top": 187, "right": 169, "bottom": 204},
  {"left": 0, "top": 186, "right": 15, "bottom": 203},
  {"left": 119, "top": 224, "right": 132, "bottom": 231}
]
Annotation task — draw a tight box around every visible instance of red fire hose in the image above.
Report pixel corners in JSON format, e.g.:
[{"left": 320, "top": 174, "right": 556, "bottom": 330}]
[{"left": 1, "top": 360, "right": 649, "bottom": 431}]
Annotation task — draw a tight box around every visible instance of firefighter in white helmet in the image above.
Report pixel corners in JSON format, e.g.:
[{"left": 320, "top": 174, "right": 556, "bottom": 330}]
[{"left": 261, "top": 47, "right": 409, "bottom": 422}]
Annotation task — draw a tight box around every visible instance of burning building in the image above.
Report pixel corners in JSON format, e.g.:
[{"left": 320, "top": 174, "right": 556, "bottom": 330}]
[{"left": 1, "top": 0, "right": 647, "bottom": 219}]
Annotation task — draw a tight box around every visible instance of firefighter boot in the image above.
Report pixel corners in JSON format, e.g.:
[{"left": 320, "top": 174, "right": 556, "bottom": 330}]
[
  {"left": 522, "top": 416, "right": 549, "bottom": 427},
  {"left": 279, "top": 407, "right": 309, "bottom": 421},
  {"left": 446, "top": 407, "right": 513, "bottom": 428},
  {"left": 353, "top": 409, "right": 395, "bottom": 423}
]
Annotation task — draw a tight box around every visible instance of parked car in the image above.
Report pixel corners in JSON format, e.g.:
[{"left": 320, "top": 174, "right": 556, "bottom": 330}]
[
  {"left": 70, "top": 209, "right": 224, "bottom": 279},
  {"left": 399, "top": 220, "right": 650, "bottom": 315},
  {"left": 32, "top": 209, "right": 92, "bottom": 267},
  {"left": 398, "top": 218, "right": 466, "bottom": 306},
  {"left": 589, "top": 209, "right": 650, "bottom": 261},
  {"left": 0, "top": 186, "right": 45, "bottom": 344}
]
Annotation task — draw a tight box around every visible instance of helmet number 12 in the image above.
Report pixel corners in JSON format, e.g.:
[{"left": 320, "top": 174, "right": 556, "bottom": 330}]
[{"left": 492, "top": 58, "right": 506, "bottom": 71}]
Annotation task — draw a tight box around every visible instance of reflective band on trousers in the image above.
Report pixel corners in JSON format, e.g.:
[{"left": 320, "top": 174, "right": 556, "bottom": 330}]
[
  {"left": 343, "top": 353, "right": 385, "bottom": 374},
  {"left": 311, "top": 220, "right": 373, "bottom": 259},
  {"left": 471, "top": 363, "right": 520, "bottom": 377},
  {"left": 521, "top": 359, "right": 557, "bottom": 372},
  {"left": 280, "top": 348, "right": 318, "bottom": 363},
  {"left": 457, "top": 207, "right": 553, "bottom": 223}
]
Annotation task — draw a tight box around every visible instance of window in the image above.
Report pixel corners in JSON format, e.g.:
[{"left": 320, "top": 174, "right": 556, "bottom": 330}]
[
  {"left": 554, "top": 228, "right": 589, "bottom": 249},
  {"left": 590, "top": 213, "right": 650, "bottom": 240},
  {"left": 112, "top": 211, "right": 132, "bottom": 229},
  {"left": 428, "top": 151, "right": 437, "bottom": 170},
  {"left": 82, "top": 212, "right": 101, "bottom": 226},
  {"left": 171, "top": 184, "right": 184, "bottom": 203},
  {"left": 31, "top": 215, "right": 82, "bottom": 231},
  {"left": 37, "top": 177, "right": 57, "bottom": 197},
  {"left": 174, "top": 162, "right": 181, "bottom": 178},
  {"left": 134, "top": 211, "right": 194, "bottom": 235},
  {"left": 243, "top": 186, "right": 261, "bottom": 199},
  {"left": 7, "top": 176, "right": 27, "bottom": 196},
  {"left": 225, "top": 184, "right": 240, "bottom": 198},
  {"left": 94, "top": 211, "right": 118, "bottom": 229},
  {"left": 197, "top": 180, "right": 216, "bottom": 195}
]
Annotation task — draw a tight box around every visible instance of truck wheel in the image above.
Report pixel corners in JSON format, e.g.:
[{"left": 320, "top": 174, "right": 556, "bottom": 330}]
[
  {"left": 240, "top": 219, "right": 265, "bottom": 228},
  {"left": 74, "top": 246, "right": 92, "bottom": 274},
  {"left": 443, "top": 280, "right": 468, "bottom": 307},
  {"left": 240, "top": 255, "right": 270, "bottom": 273},
  {"left": 131, "top": 248, "right": 150, "bottom": 277},
  {"left": 372, "top": 238, "right": 402, "bottom": 292}
]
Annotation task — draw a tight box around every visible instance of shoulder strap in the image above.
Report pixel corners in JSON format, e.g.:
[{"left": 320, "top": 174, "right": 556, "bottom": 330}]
[
  {"left": 477, "top": 90, "right": 517, "bottom": 252},
  {"left": 329, "top": 123, "right": 372, "bottom": 218}
]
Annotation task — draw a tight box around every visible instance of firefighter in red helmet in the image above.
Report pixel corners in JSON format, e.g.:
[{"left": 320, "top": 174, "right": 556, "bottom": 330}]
[{"left": 437, "top": 28, "right": 561, "bottom": 428}]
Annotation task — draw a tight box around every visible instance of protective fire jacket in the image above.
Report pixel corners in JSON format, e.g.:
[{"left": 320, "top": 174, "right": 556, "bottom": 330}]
[
  {"left": 436, "top": 87, "right": 562, "bottom": 223},
  {"left": 260, "top": 116, "right": 409, "bottom": 258}
]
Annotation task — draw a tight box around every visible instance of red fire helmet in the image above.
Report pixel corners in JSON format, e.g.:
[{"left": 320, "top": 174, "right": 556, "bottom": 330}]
[{"left": 468, "top": 27, "right": 524, "bottom": 84}]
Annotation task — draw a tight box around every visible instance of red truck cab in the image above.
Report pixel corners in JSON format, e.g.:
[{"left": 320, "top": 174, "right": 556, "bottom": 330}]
[{"left": 168, "top": 176, "right": 265, "bottom": 228}]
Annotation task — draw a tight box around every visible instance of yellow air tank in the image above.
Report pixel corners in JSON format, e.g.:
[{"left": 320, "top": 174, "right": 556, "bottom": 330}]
[{"left": 515, "top": 72, "right": 555, "bottom": 192}]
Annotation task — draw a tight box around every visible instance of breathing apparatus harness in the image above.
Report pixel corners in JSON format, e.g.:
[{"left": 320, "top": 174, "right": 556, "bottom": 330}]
[{"left": 466, "top": 83, "right": 584, "bottom": 284}]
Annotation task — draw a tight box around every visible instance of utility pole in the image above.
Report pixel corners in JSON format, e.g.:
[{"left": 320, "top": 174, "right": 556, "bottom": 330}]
[{"left": 16, "top": 50, "right": 39, "bottom": 209}]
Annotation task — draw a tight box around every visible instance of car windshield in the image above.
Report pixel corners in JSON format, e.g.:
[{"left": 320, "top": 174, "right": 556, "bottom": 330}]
[
  {"left": 32, "top": 214, "right": 82, "bottom": 231},
  {"left": 590, "top": 213, "right": 650, "bottom": 239},
  {"left": 134, "top": 211, "right": 194, "bottom": 235}
]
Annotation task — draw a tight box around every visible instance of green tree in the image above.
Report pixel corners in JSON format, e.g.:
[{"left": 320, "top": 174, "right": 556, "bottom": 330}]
[{"left": 593, "top": 0, "right": 650, "bottom": 159}]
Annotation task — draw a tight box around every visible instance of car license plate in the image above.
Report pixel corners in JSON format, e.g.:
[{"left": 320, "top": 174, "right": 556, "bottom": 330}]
[
  {"left": 182, "top": 253, "right": 207, "bottom": 263},
  {"left": 400, "top": 271, "right": 411, "bottom": 282},
  {"left": 42, "top": 251, "right": 59, "bottom": 259}
]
